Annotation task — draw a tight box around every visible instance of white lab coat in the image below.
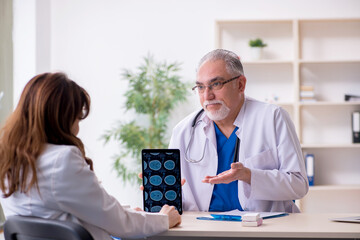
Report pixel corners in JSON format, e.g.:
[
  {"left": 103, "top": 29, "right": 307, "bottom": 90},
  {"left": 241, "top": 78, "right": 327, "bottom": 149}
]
[
  {"left": 169, "top": 96, "right": 309, "bottom": 213},
  {"left": 0, "top": 144, "right": 168, "bottom": 240}
]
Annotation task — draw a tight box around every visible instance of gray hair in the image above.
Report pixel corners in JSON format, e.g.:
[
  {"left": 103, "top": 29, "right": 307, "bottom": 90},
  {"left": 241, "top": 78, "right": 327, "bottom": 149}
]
[{"left": 197, "top": 49, "right": 244, "bottom": 76}]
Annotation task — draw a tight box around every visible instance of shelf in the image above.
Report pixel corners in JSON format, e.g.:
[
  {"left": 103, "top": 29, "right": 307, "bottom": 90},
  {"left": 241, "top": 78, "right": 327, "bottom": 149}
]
[
  {"left": 301, "top": 144, "right": 360, "bottom": 149},
  {"left": 299, "top": 20, "right": 360, "bottom": 60},
  {"left": 300, "top": 63, "right": 360, "bottom": 102},
  {"left": 269, "top": 102, "right": 294, "bottom": 107},
  {"left": 243, "top": 60, "right": 293, "bottom": 65},
  {"left": 216, "top": 18, "right": 360, "bottom": 187},
  {"left": 308, "top": 184, "right": 360, "bottom": 191},
  {"left": 216, "top": 20, "right": 294, "bottom": 61},
  {"left": 243, "top": 64, "right": 294, "bottom": 103},
  {"left": 216, "top": 19, "right": 293, "bottom": 24},
  {"left": 299, "top": 101, "right": 360, "bottom": 106},
  {"left": 300, "top": 59, "right": 360, "bottom": 64},
  {"left": 299, "top": 184, "right": 360, "bottom": 213}
]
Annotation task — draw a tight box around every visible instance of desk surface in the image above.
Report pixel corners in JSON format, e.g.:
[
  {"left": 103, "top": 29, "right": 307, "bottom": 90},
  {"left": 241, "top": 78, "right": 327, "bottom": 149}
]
[{"left": 149, "top": 212, "right": 360, "bottom": 239}]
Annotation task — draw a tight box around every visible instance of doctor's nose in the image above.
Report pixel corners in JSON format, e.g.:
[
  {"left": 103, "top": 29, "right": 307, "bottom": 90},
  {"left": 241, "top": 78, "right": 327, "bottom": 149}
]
[{"left": 203, "top": 86, "right": 215, "bottom": 100}]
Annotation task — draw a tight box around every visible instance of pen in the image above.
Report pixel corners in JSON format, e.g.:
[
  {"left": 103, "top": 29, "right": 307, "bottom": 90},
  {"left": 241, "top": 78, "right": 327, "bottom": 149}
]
[
  {"left": 232, "top": 138, "right": 240, "bottom": 163},
  {"left": 211, "top": 214, "right": 242, "bottom": 221}
]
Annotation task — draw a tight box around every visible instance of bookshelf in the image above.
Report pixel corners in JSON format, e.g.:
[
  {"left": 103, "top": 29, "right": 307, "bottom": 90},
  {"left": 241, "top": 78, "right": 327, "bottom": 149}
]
[{"left": 215, "top": 19, "right": 360, "bottom": 204}]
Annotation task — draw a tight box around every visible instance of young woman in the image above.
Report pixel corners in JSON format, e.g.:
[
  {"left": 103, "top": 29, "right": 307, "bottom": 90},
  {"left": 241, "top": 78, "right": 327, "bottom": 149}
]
[{"left": 0, "top": 72, "right": 181, "bottom": 239}]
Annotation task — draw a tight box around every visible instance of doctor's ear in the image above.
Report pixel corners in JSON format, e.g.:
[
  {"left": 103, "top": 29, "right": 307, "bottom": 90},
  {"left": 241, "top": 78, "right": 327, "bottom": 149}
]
[{"left": 238, "top": 75, "right": 246, "bottom": 92}]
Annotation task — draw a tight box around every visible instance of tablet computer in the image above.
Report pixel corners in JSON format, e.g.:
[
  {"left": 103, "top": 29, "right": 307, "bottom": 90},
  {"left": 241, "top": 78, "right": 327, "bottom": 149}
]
[{"left": 141, "top": 149, "right": 182, "bottom": 214}]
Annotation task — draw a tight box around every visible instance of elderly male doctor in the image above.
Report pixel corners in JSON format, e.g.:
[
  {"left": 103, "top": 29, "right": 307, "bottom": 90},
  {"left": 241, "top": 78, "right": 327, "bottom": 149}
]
[{"left": 169, "top": 49, "right": 308, "bottom": 213}]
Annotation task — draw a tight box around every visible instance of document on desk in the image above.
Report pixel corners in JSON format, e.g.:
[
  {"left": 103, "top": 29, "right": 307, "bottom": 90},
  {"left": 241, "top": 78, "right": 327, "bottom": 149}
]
[
  {"left": 197, "top": 210, "right": 288, "bottom": 222},
  {"left": 330, "top": 216, "right": 360, "bottom": 223}
]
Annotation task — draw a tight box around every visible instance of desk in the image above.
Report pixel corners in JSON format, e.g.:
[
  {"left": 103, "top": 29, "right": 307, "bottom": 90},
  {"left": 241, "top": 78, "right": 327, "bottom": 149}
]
[{"left": 147, "top": 212, "right": 360, "bottom": 239}]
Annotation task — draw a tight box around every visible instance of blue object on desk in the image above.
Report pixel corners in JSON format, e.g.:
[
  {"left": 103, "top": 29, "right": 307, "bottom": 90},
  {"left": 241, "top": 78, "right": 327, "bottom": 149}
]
[
  {"left": 261, "top": 213, "right": 289, "bottom": 219},
  {"left": 211, "top": 214, "right": 242, "bottom": 221},
  {"left": 197, "top": 216, "right": 242, "bottom": 222},
  {"left": 197, "top": 212, "right": 289, "bottom": 222},
  {"left": 196, "top": 214, "right": 242, "bottom": 222}
]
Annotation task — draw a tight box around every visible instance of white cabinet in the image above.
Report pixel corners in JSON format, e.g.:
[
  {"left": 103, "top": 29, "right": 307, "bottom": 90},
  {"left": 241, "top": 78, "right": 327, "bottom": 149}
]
[
  {"left": 299, "top": 185, "right": 360, "bottom": 213},
  {"left": 215, "top": 19, "right": 360, "bottom": 188}
]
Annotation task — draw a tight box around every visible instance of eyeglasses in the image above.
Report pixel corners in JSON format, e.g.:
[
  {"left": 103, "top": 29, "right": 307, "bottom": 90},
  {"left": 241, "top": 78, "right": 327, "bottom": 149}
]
[{"left": 192, "top": 75, "right": 241, "bottom": 94}]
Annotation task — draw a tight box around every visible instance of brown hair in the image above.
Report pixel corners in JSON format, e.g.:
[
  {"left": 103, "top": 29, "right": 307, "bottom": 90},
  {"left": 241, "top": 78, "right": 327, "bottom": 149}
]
[{"left": 0, "top": 72, "right": 92, "bottom": 197}]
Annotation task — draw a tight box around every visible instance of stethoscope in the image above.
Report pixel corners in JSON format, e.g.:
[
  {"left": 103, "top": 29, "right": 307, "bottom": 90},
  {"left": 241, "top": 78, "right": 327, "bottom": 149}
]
[{"left": 184, "top": 109, "right": 240, "bottom": 163}]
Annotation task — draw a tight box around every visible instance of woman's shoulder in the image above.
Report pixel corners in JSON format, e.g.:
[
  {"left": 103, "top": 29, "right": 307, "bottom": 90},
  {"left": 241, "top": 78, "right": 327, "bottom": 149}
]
[
  {"left": 43, "top": 144, "right": 82, "bottom": 155},
  {"left": 39, "top": 144, "right": 84, "bottom": 166},
  {"left": 37, "top": 144, "right": 90, "bottom": 179}
]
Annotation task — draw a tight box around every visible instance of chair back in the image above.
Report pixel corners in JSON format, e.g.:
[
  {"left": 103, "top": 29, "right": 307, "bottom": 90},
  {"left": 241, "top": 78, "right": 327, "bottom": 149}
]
[{"left": 4, "top": 215, "right": 93, "bottom": 240}]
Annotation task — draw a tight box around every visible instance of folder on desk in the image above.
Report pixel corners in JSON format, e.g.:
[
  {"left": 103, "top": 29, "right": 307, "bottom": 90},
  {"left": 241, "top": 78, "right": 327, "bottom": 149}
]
[
  {"left": 353, "top": 111, "right": 360, "bottom": 143},
  {"left": 197, "top": 210, "right": 288, "bottom": 222}
]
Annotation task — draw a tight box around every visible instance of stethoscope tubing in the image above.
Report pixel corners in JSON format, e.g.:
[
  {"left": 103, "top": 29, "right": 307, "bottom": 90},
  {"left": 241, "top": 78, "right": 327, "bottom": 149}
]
[
  {"left": 185, "top": 109, "right": 207, "bottom": 163},
  {"left": 185, "top": 109, "right": 240, "bottom": 163},
  {"left": 192, "top": 109, "right": 205, "bottom": 127}
]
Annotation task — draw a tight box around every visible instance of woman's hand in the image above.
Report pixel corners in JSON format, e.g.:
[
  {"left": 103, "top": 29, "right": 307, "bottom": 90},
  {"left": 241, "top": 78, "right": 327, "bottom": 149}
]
[
  {"left": 130, "top": 205, "right": 180, "bottom": 228},
  {"left": 160, "top": 204, "right": 181, "bottom": 228},
  {"left": 137, "top": 173, "right": 183, "bottom": 228}
]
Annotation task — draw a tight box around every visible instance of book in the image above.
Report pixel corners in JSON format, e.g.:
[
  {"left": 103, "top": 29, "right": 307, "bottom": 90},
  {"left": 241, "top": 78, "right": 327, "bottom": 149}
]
[
  {"left": 300, "top": 85, "right": 314, "bottom": 91},
  {"left": 300, "top": 98, "right": 317, "bottom": 102},
  {"left": 300, "top": 85, "right": 316, "bottom": 102},
  {"left": 300, "top": 91, "right": 315, "bottom": 98}
]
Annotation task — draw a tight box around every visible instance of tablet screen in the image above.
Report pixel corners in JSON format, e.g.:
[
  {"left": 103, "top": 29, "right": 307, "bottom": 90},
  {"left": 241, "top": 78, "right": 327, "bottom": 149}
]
[{"left": 142, "top": 149, "right": 182, "bottom": 214}]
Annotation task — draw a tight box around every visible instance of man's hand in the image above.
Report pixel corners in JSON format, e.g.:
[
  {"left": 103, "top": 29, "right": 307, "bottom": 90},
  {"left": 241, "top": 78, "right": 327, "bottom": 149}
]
[
  {"left": 138, "top": 173, "right": 186, "bottom": 190},
  {"left": 202, "top": 162, "right": 251, "bottom": 185}
]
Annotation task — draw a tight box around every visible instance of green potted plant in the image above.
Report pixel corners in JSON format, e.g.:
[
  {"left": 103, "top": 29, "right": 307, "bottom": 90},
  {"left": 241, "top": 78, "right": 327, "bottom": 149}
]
[
  {"left": 102, "top": 55, "right": 189, "bottom": 185},
  {"left": 248, "top": 38, "right": 267, "bottom": 60}
]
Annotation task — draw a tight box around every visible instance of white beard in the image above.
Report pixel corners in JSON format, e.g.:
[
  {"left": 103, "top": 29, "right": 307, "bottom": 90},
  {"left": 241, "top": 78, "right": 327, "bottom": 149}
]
[{"left": 203, "top": 100, "right": 230, "bottom": 121}]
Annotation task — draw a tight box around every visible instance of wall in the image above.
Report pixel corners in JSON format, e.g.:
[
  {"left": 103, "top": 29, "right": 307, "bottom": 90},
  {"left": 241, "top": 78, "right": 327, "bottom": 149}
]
[
  {"left": 12, "top": 0, "right": 360, "bottom": 208},
  {"left": 0, "top": 0, "right": 13, "bottom": 127},
  {"left": 12, "top": 0, "right": 36, "bottom": 104}
]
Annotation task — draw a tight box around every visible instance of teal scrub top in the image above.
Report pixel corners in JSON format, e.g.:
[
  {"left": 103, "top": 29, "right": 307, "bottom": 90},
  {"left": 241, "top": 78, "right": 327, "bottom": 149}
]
[{"left": 209, "top": 123, "right": 243, "bottom": 212}]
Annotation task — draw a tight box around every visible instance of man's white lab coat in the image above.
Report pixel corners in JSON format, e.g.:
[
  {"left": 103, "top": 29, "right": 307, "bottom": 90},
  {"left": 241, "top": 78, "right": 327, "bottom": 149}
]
[{"left": 169, "top": 97, "right": 309, "bottom": 213}]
